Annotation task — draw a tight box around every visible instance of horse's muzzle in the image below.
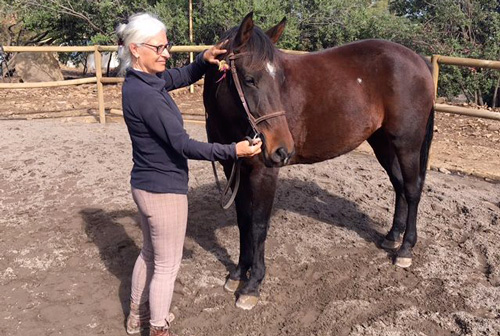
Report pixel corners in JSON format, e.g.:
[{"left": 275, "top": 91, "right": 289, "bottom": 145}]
[{"left": 267, "top": 147, "right": 295, "bottom": 167}]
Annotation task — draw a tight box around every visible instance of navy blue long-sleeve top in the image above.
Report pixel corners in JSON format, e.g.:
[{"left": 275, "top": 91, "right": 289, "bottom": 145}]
[{"left": 122, "top": 52, "right": 237, "bottom": 194}]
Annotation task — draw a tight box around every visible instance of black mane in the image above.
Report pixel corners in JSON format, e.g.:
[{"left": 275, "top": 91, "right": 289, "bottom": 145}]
[{"left": 218, "top": 25, "right": 277, "bottom": 69}]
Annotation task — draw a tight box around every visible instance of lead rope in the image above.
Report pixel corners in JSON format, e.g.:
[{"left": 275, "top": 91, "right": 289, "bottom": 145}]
[
  {"left": 211, "top": 135, "right": 257, "bottom": 210},
  {"left": 211, "top": 52, "right": 285, "bottom": 209}
]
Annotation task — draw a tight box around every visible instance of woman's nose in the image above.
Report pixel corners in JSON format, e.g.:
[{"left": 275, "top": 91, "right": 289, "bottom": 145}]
[{"left": 161, "top": 49, "right": 170, "bottom": 58}]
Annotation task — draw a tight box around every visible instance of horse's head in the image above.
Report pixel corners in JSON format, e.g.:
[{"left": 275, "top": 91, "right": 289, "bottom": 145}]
[{"left": 206, "top": 12, "right": 295, "bottom": 167}]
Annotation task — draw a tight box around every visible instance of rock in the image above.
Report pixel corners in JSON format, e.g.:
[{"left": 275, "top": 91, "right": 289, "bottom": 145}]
[
  {"left": 14, "top": 52, "right": 64, "bottom": 82},
  {"left": 487, "top": 124, "right": 500, "bottom": 132},
  {"left": 438, "top": 167, "right": 451, "bottom": 174},
  {"left": 450, "top": 94, "right": 468, "bottom": 104}
]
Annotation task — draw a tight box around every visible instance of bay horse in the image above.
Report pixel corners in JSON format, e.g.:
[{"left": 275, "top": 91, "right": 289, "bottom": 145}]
[{"left": 203, "top": 12, "right": 435, "bottom": 310}]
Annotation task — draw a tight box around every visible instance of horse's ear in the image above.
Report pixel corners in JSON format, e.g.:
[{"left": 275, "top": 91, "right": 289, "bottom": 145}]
[
  {"left": 234, "top": 12, "right": 254, "bottom": 49},
  {"left": 266, "top": 17, "right": 287, "bottom": 44}
]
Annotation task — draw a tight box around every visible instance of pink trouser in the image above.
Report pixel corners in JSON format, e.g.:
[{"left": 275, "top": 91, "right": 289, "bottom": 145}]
[{"left": 130, "top": 188, "right": 188, "bottom": 327}]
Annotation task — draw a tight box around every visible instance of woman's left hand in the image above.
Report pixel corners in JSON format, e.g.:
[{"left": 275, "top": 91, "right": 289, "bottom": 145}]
[{"left": 204, "top": 40, "right": 228, "bottom": 65}]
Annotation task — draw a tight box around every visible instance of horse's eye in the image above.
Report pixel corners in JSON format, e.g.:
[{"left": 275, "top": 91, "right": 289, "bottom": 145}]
[{"left": 244, "top": 76, "right": 256, "bottom": 86}]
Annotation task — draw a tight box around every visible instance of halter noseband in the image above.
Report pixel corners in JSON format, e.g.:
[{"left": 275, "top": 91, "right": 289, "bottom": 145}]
[{"left": 227, "top": 52, "right": 286, "bottom": 137}]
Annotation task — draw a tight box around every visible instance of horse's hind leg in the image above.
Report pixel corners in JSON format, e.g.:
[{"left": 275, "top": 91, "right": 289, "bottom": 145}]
[
  {"left": 390, "top": 110, "right": 434, "bottom": 267},
  {"left": 390, "top": 147, "right": 423, "bottom": 267},
  {"left": 367, "top": 129, "right": 407, "bottom": 249}
]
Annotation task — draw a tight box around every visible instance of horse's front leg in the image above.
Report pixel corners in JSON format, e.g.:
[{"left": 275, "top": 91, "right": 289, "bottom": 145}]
[{"left": 224, "top": 160, "right": 279, "bottom": 310}]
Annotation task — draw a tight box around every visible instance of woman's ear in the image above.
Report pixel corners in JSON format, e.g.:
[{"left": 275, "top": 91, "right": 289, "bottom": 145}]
[{"left": 129, "top": 43, "right": 140, "bottom": 58}]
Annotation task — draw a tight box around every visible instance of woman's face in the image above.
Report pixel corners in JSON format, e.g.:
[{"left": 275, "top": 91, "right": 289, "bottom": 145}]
[{"left": 131, "top": 30, "right": 171, "bottom": 74}]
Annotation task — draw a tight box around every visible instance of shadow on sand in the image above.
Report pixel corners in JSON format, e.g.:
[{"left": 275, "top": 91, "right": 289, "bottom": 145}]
[{"left": 80, "top": 177, "right": 386, "bottom": 326}]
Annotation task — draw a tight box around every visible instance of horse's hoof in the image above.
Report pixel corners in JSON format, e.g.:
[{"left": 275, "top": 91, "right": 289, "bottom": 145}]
[
  {"left": 235, "top": 295, "right": 259, "bottom": 310},
  {"left": 394, "top": 257, "right": 412, "bottom": 268},
  {"left": 381, "top": 238, "right": 400, "bottom": 249},
  {"left": 224, "top": 278, "right": 243, "bottom": 293}
]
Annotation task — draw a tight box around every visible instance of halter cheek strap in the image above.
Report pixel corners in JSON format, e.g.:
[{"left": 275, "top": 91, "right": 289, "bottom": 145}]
[{"left": 228, "top": 52, "right": 286, "bottom": 136}]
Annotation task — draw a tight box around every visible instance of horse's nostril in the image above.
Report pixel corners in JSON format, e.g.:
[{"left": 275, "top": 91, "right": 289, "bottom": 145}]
[
  {"left": 278, "top": 147, "right": 288, "bottom": 160},
  {"left": 271, "top": 147, "right": 288, "bottom": 164}
]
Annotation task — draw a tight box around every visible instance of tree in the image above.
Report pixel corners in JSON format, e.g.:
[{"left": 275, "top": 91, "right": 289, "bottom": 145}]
[
  {"left": 390, "top": 0, "right": 500, "bottom": 106},
  {"left": 2, "top": 0, "right": 498, "bottom": 106},
  {"left": 12, "top": 0, "right": 153, "bottom": 46},
  {"left": 1, "top": 0, "right": 154, "bottom": 69},
  {"left": 193, "top": 0, "right": 300, "bottom": 49}
]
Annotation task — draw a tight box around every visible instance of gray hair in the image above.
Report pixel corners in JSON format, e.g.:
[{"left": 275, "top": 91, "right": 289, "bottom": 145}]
[{"left": 116, "top": 13, "right": 167, "bottom": 73}]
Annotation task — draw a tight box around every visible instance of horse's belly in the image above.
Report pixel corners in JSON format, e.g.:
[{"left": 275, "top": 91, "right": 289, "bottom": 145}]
[
  {"left": 287, "top": 109, "right": 379, "bottom": 165},
  {"left": 289, "top": 140, "right": 364, "bottom": 165}
]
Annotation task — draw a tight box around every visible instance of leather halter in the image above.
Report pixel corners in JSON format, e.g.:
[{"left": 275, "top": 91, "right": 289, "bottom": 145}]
[
  {"left": 213, "top": 52, "right": 287, "bottom": 210},
  {"left": 227, "top": 52, "right": 286, "bottom": 136}
]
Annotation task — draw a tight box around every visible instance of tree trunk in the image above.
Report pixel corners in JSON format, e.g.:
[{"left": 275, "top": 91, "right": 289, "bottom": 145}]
[
  {"left": 478, "top": 89, "right": 484, "bottom": 106},
  {"left": 493, "top": 76, "right": 500, "bottom": 108},
  {"left": 1, "top": 53, "right": 17, "bottom": 79},
  {"left": 106, "top": 53, "right": 112, "bottom": 77}
]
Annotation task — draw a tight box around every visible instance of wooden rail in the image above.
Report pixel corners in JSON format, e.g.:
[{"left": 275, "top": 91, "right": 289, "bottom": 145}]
[
  {"left": 0, "top": 77, "right": 97, "bottom": 88},
  {"left": 0, "top": 45, "right": 214, "bottom": 123},
  {"left": 435, "top": 103, "right": 500, "bottom": 121},
  {"left": 431, "top": 55, "right": 500, "bottom": 120},
  {"left": 0, "top": 45, "right": 498, "bottom": 123}
]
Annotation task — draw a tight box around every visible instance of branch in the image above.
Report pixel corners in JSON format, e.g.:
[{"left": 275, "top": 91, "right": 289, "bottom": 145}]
[
  {"left": 7, "top": 22, "right": 21, "bottom": 45},
  {"left": 3, "top": 25, "right": 13, "bottom": 46},
  {"left": 16, "top": 26, "right": 23, "bottom": 46},
  {"left": 25, "top": 31, "right": 50, "bottom": 45},
  {"left": 25, "top": 0, "right": 107, "bottom": 36}
]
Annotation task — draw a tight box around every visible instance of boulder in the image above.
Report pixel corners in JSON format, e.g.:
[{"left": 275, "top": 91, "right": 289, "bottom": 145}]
[
  {"left": 14, "top": 52, "right": 64, "bottom": 82},
  {"left": 450, "top": 93, "right": 468, "bottom": 104}
]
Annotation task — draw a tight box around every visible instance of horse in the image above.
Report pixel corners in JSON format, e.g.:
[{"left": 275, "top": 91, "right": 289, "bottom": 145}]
[{"left": 203, "top": 12, "right": 435, "bottom": 310}]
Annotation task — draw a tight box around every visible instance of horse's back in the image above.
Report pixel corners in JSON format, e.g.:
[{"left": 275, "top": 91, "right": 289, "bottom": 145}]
[
  {"left": 304, "top": 39, "right": 432, "bottom": 89},
  {"left": 284, "top": 39, "right": 434, "bottom": 164}
]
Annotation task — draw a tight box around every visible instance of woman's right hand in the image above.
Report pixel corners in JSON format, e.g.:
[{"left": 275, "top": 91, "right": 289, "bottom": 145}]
[{"left": 236, "top": 138, "right": 262, "bottom": 158}]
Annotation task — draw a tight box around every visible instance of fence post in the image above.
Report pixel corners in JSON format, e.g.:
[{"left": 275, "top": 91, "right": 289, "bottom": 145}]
[
  {"left": 427, "top": 55, "right": 441, "bottom": 171},
  {"left": 431, "top": 55, "right": 440, "bottom": 99},
  {"left": 189, "top": 52, "right": 195, "bottom": 93},
  {"left": 94, "top": 45, "right": 106, "bottom": 123}
]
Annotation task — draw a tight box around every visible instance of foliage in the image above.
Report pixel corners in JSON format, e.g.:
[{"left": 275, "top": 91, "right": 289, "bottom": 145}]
[
  {"left": 193, "top": 0, "right": 300, "bottom": 49},
  {"left": 1, "top": 0, "right": 499, "bottom": 106},
  {"left": 390, "top": 0, "right": 500, "bottom": 106},
  {"left": 11, "top": 0, "right": 153, "bottom": 45},
  {"left": 284, "top": 0, "right": 420, "bottom": 51}
]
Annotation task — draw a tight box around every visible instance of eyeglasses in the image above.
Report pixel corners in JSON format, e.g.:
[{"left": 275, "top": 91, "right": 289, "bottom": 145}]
[{"left": 140, "top": 42, "right": 174, "bottom": 55}]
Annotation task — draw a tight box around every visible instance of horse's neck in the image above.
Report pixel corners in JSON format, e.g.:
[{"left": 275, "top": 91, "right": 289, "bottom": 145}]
[{"left": 280, "top": 54, "right": 310, "bottom": 106}]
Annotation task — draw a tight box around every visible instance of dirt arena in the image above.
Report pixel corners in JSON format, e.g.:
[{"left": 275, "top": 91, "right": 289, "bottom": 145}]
[{"left": 0, "top": 85, "right": 499, "bottom": 336}]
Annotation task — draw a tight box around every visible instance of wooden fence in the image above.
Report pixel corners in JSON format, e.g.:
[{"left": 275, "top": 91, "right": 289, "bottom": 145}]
[
  {"left": 1, "top": 45, "right": 499, "bottom": 123},
  {"left": 431, "top": 55, "right": 500, "bottom": 121},
  {"left": 0, "top": 45, "right": 212, "bottom": 123}
]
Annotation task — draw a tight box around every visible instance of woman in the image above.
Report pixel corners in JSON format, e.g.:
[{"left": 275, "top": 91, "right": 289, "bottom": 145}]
[{"left": 116, "top": 13, "right": 262, "bottom": 336}]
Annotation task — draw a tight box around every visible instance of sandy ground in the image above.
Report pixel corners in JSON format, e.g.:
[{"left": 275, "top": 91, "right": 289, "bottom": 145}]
[
  {"left": 0, "top": 85, "right": 499, "bottom": 336},
  {"left": 1, "top": 84, "right": 499, "bottom": 179}
]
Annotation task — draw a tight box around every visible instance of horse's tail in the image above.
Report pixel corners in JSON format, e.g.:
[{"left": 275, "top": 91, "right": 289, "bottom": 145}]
[
  {"left": 420, "top": 55, "right": 433, "bottom": 74},
  {"left": 420, "top": 106, "right": 435, "bottom": 179}
]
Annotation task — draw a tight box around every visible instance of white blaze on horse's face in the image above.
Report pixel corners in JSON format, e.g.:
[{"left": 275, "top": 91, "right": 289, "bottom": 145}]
[{"left": 266, "top": 62, "right": 276, "bottom": 79}]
